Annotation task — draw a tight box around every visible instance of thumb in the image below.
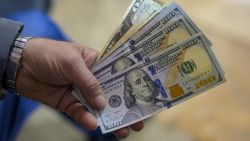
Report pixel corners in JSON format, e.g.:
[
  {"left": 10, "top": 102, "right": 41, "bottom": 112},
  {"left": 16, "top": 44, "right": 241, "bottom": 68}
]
[{"left": 66, "top": 54, "right": 105, "bottom": 110}]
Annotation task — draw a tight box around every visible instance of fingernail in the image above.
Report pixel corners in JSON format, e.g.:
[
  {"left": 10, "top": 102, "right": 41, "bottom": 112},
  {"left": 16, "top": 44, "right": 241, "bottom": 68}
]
[{"left": 94, "top": 95, "right": 106, "bottom": 110}]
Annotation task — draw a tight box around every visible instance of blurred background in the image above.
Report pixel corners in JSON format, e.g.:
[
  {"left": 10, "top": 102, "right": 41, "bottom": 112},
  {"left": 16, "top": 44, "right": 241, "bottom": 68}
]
[{"left": 9, "top": 0, "right": 250, "bottom": 141}]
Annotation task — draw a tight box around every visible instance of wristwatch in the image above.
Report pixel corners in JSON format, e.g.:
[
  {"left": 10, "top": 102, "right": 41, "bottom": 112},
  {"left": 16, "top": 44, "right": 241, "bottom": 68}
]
[{"left": 2, "top": 36, "right": 31, "bottom": 93}]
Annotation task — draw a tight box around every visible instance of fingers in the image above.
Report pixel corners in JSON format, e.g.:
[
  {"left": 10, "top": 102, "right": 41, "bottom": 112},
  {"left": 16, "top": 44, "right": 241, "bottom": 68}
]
[
  {"left": 68, "top": 56, "right": 105, "bottom": 110},
  {"left": 112, "top": 121, "right": 144, "bottom": 139},
  {"left": 130, "top": 121, "right": 144, "bottom": 132},
  {"left": 65, "top": 102, "right": 98, "bottom": 130},
  {"left": 113, "top": 127, "right": 130, "bottom": 139},
  {"left": 56, "top": 91, "right": 98, "bottom": 130}
]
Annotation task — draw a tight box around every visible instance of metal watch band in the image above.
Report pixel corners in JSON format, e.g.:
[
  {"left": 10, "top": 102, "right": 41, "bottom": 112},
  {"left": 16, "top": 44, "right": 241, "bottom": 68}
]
[{"left": 3, "top": 36, "right": 32, "bottom": 93}]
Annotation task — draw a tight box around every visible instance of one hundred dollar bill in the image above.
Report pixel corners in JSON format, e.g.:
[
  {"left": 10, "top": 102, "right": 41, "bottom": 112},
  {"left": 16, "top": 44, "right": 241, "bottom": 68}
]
[
  {"left": 93, "top": 16, "right": 204, "bottom": 81},
  {"left": 96, "top": 2, "right": 207, "bottom": 64},
  {"left": 96, "top": 33, "right": 225, "bottom": 133},
  {"left": 97, "top": 0, "right": 164, "bottom": 62}
]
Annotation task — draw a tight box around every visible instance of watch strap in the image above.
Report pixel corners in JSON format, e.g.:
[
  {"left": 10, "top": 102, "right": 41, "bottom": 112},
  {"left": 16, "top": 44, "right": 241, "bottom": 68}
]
[{"left": 3, "top": 36, "right": 32, "bottom": 93}]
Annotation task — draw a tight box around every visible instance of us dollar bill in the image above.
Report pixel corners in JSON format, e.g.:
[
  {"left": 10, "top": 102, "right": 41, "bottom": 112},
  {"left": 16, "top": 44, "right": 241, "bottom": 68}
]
[
  {"left": 93, "top": 16, "right": 203, "bottom": 81},
  {"left": 96, "top": 33, "right": 225, "bottom": 133},
  {"left": 97, "top": 0, "right": 164, "bottom": 62},
  {"left": 96, "top": 2, "right": 208, "bottom": 64}
]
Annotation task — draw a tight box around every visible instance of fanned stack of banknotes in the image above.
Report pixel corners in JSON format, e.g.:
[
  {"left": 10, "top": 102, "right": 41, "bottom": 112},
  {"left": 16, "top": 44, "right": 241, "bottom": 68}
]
[{"left": 72, "top": 0, "right": 225, "bottom": 133}]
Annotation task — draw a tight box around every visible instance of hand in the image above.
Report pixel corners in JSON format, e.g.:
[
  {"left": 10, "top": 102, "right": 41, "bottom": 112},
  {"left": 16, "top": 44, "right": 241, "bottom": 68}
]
[{"left": 16, "top": 38, "right": 144, "bottom": 138}]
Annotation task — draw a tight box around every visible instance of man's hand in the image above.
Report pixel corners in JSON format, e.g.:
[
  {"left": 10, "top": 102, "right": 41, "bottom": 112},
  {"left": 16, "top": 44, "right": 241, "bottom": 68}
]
[{"left": 16, "top": 38, "right": 144, "bottom": 138}]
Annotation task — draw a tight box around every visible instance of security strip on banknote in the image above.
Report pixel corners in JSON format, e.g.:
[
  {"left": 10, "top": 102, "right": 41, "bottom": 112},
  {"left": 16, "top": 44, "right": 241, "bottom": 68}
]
[
  {"left": 96, "top": 0, "right": 164, "bottom": 63},
  {"left": 93, "top": 16, "right": 205, "bottom": 81},
  {"left": 96, "top": 33, "right": 225, "bottom": 133}
]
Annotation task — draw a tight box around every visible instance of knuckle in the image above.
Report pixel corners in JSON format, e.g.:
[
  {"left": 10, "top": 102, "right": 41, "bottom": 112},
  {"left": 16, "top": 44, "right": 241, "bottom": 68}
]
[
  {"left": 63, "top": 51, "right": 80, "bottom": 67},
  {"left": 67, "top": 53, "right": 80, "bottom": 64},
  {"left": 86, "top": 77, "right": 100, "bottom": 92}
]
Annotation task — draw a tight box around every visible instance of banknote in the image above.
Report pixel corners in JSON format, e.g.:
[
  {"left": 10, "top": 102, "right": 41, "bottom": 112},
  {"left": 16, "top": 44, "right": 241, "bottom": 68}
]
[
  {"left": 96, "top": 33, "right": 225, "bottom": 133},
  {"left": 96, "top": 2, "right": 208, "bottom": 64},
  {"left": 96, "top": 0, "right": 164, "bottom": 63},
  {"left": 93, "top": 16, "right": 203, "bottom": 81}
]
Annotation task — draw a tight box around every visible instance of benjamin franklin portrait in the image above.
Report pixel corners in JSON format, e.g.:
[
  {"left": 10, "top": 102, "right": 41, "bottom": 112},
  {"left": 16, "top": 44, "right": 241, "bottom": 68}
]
[
  {"left": 111, "top": 57, "right": 135, "bottom": 74},
  {"left": 122, "top": 69, "right": 164, "bottom": 124}
]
